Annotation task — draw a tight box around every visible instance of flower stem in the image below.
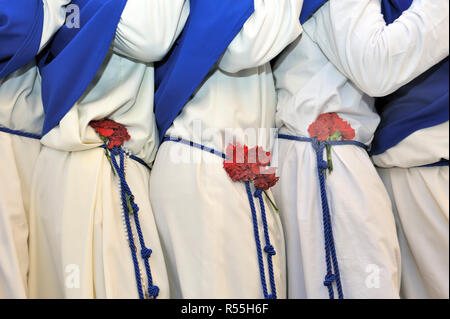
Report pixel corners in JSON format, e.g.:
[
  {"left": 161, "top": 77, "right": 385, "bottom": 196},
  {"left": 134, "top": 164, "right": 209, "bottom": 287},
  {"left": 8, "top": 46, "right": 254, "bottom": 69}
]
[
  {"left": 100, "top": 136, "right": 116, "bottom": 176},
  {"left": 264, "top": 190, "right": 279, "bottom": 214},
  {"left": 126, "top": 193, "right": 134, "bottom": 215},
  {"left": 326, "top": 144, "right": 333, "bottom": 173}
]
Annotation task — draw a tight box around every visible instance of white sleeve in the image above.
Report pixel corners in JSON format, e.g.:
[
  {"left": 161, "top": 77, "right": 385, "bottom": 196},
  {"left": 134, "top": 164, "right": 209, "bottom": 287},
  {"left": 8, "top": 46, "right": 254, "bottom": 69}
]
[
  {"left": 113, "top": 0, "right": 190, "bottom": 63},
  {"left": 40, "top": 0, "right": 71, "bottom": 52},
  {"left": 304, "top": 0, "right": 449, "bottom": 97},
  {"left": 218, "top": 0, "right": 303, "bottom": 73}
]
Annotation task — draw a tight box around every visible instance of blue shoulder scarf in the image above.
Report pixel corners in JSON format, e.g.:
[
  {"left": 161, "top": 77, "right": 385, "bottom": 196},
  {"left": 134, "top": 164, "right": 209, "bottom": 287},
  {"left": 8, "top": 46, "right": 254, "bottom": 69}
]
[
  {"left": 38, "top": 0, "right": 128, "bottom": 135},
  {"left": 300, "top": 0, "right": 327, "bottom": 24},
  {"left": 154, "top": 0, "right": 332, "bottom": 140},
  {"left": 0, "top": 0, "right": 44, "bottom": 79},
  {"left": 154, "top": 0, "right": 255, "bottom": 140},
  {"left": 371, "top": 0, "right": 449, "bottom": 156}
]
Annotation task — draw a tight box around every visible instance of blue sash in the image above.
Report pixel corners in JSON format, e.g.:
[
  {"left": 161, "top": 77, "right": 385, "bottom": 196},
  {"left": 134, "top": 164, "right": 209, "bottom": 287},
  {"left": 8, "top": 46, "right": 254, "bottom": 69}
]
[
  {"left": 0, "top": 0, "right": 44, "bottom": 79},
  {"left": 371, "top": 0, "right": 449, "bottom": 156},
  {"left": 38, "top": 0, "right": 128, "bottom": 135},
  {"left": 300, "top": 0, "right": 328, "bottom": 24},
  {"left": 154, "top": 0, "right": 255, "bottom": 140}
]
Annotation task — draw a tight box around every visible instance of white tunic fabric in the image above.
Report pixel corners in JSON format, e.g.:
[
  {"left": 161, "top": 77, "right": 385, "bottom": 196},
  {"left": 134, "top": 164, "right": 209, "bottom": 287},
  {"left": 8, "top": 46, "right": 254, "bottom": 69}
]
[
  {"left": 272, "top": 0, "right": 449, "bottom": 298},
  {"left": 374, "top": 122, "right": 449, "bottom": 299},
  {"left": 0, "top": 0, "right": 70, "bottom": 298},
  {"left": 149, "top": 0, "right": 303, "bottom": 299},
  {"left": 28, "top": 0, "right": 189, "bottom": 298}
]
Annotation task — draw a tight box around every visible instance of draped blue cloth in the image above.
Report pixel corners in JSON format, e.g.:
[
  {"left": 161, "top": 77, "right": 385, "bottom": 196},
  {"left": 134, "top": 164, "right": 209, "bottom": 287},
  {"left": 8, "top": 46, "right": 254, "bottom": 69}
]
[
  {"left": 154, "top": 0, "right": 255, "bottom": 140},
  {"left": 38, "top": 0, "right": 128, "bottom": 135},
  {"left": 371, "top": 0, "right": 449, "bottom": 156},
  {"left": 300, "top": 0, "right": 328, "bottom": 24},
  {"left": 0, "top": 0, "right": 44, "bottom": 79}
]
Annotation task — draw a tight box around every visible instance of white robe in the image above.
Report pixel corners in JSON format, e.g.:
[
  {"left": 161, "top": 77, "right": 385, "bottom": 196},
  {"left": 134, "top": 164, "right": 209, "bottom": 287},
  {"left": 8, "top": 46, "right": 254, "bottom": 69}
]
[
  {"left": 0, "top": 0, "right": 70, "bottom": 298},
  {"left": 28, "top": 0, "right": 189, "bottom": 299},
  {"left": 374, "top": 122, "right": 449, "bottom": 299},
  {"left": 149, "top": 0, "right": 303, "bottom": 299},
  {"left": 272, "top": 0, "right": 449, "bottom": 299}
]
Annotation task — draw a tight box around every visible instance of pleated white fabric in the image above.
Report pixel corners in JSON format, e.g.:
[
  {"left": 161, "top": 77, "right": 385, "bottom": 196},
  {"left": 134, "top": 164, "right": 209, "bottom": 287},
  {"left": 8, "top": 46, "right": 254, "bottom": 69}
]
[
  {"left": 150, "top": 143, "right": 286, "bottom": 299},
  {"left": 150, "top": 0, "right": 303, "bottom": 299},
  {"left": 0, "top": 0, "right": 70, "bottom": 298},
  {"left": 0, "top": 133, "right": 41, "bottom": 298},
  {"left": 373, "top": 122, "right": 449, "bottom": 299},
  {"left": 272, "top": 0, "right": 449, "bottom": 298},
  {"left": 271, "top": 138, "right": 401, "bottom": 298},
  {"left": 377, "top": 166, "right": 449, "bottom": 299},
  {"left": 28, "top": 0, "right": 189, "bottom": 298},
  {"left": 29, "top": 147, "right": 170, "bottom": 298}
]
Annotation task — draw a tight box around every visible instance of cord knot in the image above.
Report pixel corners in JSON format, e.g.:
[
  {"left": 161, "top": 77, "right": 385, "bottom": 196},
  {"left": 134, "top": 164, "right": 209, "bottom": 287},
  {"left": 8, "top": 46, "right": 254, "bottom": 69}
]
[
  {"left": 141, "top": 247, "right": 153, "bottom": 259},
  {"left": 318, "top": 160, "right": 328, "bottom": 171},
  {"left": 109, "top": 147, "right": 120, "bottom": 156},
  {"left": 254, "top": 188, "right": 263, "bottom": 198},
  {"left": 264, "top": 244, "right": 276, "bottom": 256},
  {"left": 324, "top": 273, "right": 336, "bottom": 287},
  {"left": 148, "top": 285, "right": 160, "bottom": 298}
]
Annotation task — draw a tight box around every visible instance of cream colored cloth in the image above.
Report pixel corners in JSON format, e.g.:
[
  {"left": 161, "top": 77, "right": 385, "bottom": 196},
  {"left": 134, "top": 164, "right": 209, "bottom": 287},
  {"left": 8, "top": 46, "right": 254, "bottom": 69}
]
[
  {"left": 372, "top": 122, "right": 449, "bottom": 169},
  {"left": 272, "top": 0, "right": 449, "bottom": 298},
  {"left": 28, "top": 0, "right": 189, "bottom": 298},
  {"left": 29, "top": 147, "right": 170, "bottom": 298},
  {"left": 271, "top": 139, "right": 401, "bottom": 298},
  {"left": 0, "top": 133, "right": 41, "bottom": 298},
  {"left": 378, "top": 166, "right": 449, "bottom": 299},
  {"left": 150, "top": 143, "right": 286, "bottom": 299},
  {"left": 150, "top": 0, "right": 303, "bottom": 298},
  {"left": 374, "top": 122, "right": 449, "bottom": 299},
  {"left": 0, "top": 0, "right": 70, "bottom": 298}
]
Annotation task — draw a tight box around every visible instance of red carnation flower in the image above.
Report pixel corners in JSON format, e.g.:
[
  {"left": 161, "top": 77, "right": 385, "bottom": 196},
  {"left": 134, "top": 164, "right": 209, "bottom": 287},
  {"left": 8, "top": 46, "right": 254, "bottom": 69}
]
[
  {"left": 223, "top": 143, "right": 280, "bottom": 191},
  {"left": 254, "top": 167, "right": 280, "bottom": 191},
  {"left": 90, "top": 119, "right": 131, "bottom": 149},
  {"left": 248, "top": 146, "right": 272, "bottom": 166},
  {"left": 334, "top": 118, "right": 355, "bottom": 140},
  {"left": 308, "top": 113, "right": 335, "bottom": 141},
  {"left": 308, "top": 112, "right": 355, "bottom": 142}
]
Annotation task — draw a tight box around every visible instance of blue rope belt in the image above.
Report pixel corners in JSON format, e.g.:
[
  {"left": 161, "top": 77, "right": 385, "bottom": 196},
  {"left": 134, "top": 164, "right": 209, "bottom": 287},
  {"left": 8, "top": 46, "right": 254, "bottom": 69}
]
[
  {"left": 278, "top": 133, "right": 368, "bottom": 300},
  {"left": 0, "top": 125, "right": 42, "bottom": 140},
  {"left": 163, "top": 136, "right": 278, "bottom": 299}
]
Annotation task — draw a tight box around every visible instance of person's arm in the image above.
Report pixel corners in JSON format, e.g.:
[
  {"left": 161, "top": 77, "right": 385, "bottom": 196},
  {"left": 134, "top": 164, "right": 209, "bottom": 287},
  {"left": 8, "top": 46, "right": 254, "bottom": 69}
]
[
  {"left": 304, "top": 0, "right": 449, "bottom": 97},
  {"left": 113, "top": 0, "right": 190, "bottom": 63},
  {"left": 218, "top": 0, "right": 303, "bottom": 73},
  {"left": 40, "top": 0, "right": 72, "bottom": 52}
]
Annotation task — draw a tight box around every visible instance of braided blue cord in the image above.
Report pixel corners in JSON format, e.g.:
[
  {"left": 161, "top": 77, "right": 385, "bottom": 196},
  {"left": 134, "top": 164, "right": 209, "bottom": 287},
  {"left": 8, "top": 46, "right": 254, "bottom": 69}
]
[
  {"left": 254, "top": 189, "right": 277, "bottom": 299},
  {"left": 245, "top": 182, "right": 269, "bottom": 299},
  {"left": 164, "top": 137, "right": 278, "bottom": 299},
  {"left": 130, "top": 198, "right": 159, "bottom": 299},
  {"left": 313, "top": 141, "right": 342, "bottom": 299},
  {"left": 109, "top": 146, "right": 159, "bottom": 299},
  {"left": 109, "top": 148, "right": 145, "bottom": 299},
  {"left": 0, "top": 126, "right": 42, "bottom": 140},
  {"left": 278, "top": 134, "right": 368, "bottom": 300},
  {"left": 129, "top": 154, "right": 152, "bottom": 171},
  {"left": 163, "top": 136, "right": 226, "bottom": 159}
]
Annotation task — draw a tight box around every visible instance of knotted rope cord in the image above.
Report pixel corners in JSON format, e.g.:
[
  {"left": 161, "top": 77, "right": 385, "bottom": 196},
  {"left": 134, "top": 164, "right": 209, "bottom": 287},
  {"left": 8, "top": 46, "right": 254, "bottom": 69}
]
[
  {"left": 278, "top": 133, "right": 368, "bottom": 299},
  {"left": 163, "top": 136, "right": 278, "bottom": 299}
]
